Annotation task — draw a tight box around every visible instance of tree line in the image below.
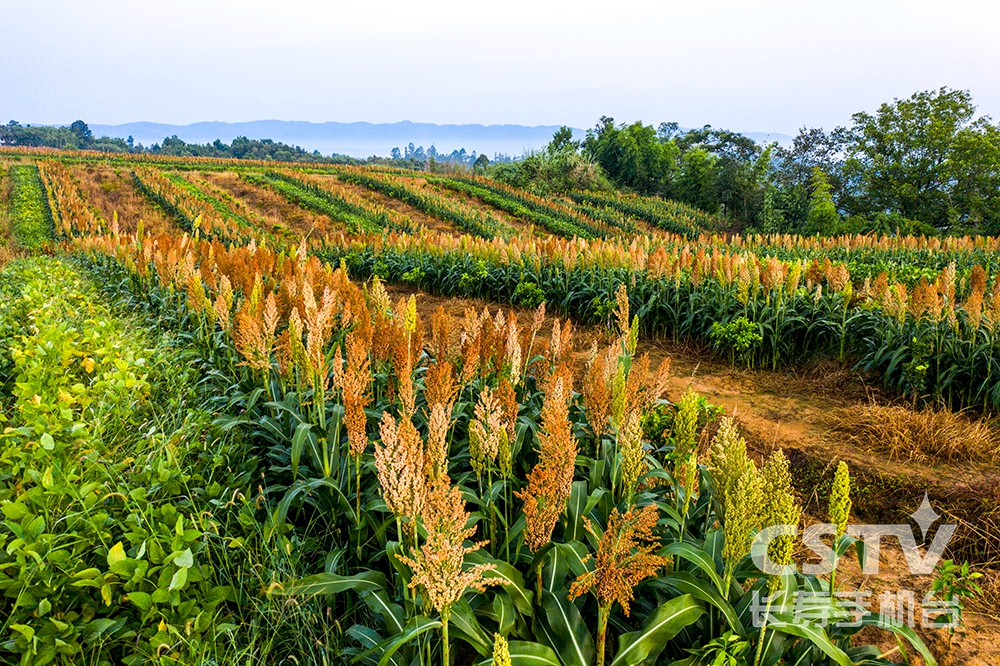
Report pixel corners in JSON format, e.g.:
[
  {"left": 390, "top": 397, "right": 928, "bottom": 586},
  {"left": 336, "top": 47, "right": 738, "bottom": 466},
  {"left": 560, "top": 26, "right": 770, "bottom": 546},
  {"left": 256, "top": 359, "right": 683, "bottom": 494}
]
[
  {"left": 500, "top": 88, "right": 1000, "bottom": 236},
  {"left": 595, "top": 88, "right": 1000, "bottom": 235},
  {"left": 0, "top": 121, "right": 355, "bottom": 164}
]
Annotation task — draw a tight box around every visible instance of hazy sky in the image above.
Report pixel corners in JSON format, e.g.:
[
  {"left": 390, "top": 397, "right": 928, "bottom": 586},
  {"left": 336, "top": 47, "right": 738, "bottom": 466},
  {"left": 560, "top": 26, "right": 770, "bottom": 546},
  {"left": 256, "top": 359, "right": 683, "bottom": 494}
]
[{"left": 2, "top": 0, "right": 998, "bottom": 134}]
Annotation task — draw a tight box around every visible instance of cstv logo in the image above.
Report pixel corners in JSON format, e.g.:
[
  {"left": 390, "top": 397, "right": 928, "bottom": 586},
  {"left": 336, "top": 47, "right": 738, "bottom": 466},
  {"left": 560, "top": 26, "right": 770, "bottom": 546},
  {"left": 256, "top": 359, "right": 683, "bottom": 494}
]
[{"left": 751, "top": 492, "right": 954, "bottom": 576}]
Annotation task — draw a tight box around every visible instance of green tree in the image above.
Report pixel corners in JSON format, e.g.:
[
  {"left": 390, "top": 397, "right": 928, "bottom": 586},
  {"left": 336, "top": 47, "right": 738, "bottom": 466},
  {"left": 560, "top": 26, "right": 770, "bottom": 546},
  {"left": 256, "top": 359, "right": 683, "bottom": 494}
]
[
  {"left": 583, "top": 117, "right": 678, "bottom": 195},
  {"left": 675, "top": 148, "right": 719, "bottom": 213},
  {"left": 806, "top": 167, "right": 840, "bottom": 234},
  {"left": 547, "top": 125, "right": 578, "bottom": 153},
  {"left": 68, "top": 120, "right": 93, "bottom": 148},
  {"left": 840, "top": 87, "right": 1000, "bottom": 231}
]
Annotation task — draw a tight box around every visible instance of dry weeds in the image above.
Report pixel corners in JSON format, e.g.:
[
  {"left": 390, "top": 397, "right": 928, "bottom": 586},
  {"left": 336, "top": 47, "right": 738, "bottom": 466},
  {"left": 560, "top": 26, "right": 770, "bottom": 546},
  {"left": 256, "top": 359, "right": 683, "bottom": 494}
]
[{"left": 828, "top": 402, "right": 1000, "bottom": 463}]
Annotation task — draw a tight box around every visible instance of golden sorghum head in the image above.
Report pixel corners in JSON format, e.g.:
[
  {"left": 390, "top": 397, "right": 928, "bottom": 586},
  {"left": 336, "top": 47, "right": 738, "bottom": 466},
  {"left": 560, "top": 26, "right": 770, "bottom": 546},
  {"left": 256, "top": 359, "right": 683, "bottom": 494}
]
[
  {"left": 568, "top": 504, "right": 670, "bottom": 616},
  {"left": 469, "top": 386, "right": 504, "bottom": 479},
  {"left": 619, "top": 411, "right": 646, "bottom": 502},
  {"left": 583, "top": 347, "right": 613, "bottom": 439},
  {"left": 531, "top": 301, "right": 546, "bottom": 335},
  {"left": 505, "top": 319, "right": 522, "bottom": 385},
  {"left": 368, "top": 275, "right": 392, "bottom": 316},
  {"left": 397, "top": 482, "right": 503, "bottom": 621},
  {"left": 426, "top": 402, "right": 451, "bottom": 483},
  {"left": 829, "top": 461, "right": 852, "bottom": 540},
  {"left": 672, "top": 389, "right": 700, "bottom": 462},
  {"left": 342, "top": 335, "right": 372, "bottom": 459},
  {"left": 492, "top": 633, "right": 511, "bottom": 666},
  {"left": 515, "top": 378, "right": 577, "bottom": 552},
  {"left": 722, "top": 465, "right": 763, "bottom": 575},
  {"left": 375, "top": 412, "right": 426, "bottom": 533},
  {"left": 615, "top": 283, "right": 630, "bottom": 337},
  {"left": 424, "top": 360, "right": 458, "bottom": 413}
]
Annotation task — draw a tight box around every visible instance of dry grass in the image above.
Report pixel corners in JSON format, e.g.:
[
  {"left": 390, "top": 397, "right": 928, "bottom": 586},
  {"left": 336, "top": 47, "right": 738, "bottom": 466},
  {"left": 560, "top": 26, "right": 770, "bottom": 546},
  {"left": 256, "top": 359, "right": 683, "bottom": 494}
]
[
  {"left": 200, "top": 171, "right": 335, "bottom": 237},
  {"left": 740, "top": 358, "right": 872, "bottom": 403},
  {"left": 828, "top": 402, "right": 1000, "bottom": 463},
  {"left": 71, "top": 166, "right": 176, "bottom": 235}
]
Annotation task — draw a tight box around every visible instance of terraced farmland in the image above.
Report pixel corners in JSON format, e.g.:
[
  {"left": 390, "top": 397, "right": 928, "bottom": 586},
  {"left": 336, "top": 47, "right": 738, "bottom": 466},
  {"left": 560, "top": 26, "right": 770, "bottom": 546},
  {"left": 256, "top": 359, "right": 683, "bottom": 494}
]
[{"left": 1, "top": 147, "right": 998, "bottom": 666}]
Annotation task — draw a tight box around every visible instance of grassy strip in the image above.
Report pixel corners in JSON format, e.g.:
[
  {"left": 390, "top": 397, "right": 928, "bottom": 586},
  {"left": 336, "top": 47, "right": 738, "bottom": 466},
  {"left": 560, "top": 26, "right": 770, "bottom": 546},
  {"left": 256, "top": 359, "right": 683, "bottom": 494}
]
[
  {"left": 0, "top": 258, "right": 228, "bottom": 662},
  {"left": 430, "top": 176, "right": 600, "bottom": 238},
  {"left": 243, "top": 171, "right": 383, "bottom": 234},
  {"left": 7, "top": 164, "right": 54, "bottom": 248},
  {"left": 269, "top": 170, "right": 418, "bottom": 233},
  {"left": 334, "top": 168, "right": 513, "bottom": 239},
  {"left": 164, "top": 171, "right": 256, "bottom": 228},
  {"left": 0, "top": 255, "right": 337, "bottom": 664}
]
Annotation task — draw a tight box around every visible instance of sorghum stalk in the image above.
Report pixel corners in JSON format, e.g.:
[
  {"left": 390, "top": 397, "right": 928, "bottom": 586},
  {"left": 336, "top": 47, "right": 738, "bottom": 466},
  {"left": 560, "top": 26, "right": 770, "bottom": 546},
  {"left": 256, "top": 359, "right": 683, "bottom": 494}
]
[{"left": 595, "top": 603, "right": 611, "bottom": 666}]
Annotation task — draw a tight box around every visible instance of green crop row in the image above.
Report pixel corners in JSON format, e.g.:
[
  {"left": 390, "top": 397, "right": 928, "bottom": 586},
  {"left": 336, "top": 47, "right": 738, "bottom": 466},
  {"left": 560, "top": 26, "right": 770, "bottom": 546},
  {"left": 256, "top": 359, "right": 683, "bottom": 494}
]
[
  {"left": 569, "top": 190, "right": 716, "bottom": 238},
  {"left": 243, "top": 171, "right": 390, "bottom": 234},
  {"left": 7, "top": 165, "right": 54, "bottom": 248},
  {"left": 441, "top": 175, "right": 612, "bottom": 239},
  {"left": 334, "top": 168, "right": 514, "bottom": 238},
  {"left": 430, "top": 177, "right": 601, "bottom": 239}
]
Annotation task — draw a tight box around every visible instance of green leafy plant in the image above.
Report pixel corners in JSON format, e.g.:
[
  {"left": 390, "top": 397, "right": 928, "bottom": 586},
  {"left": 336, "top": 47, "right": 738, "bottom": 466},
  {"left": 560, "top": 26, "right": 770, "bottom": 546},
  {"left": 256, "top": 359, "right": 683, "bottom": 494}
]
[
  {"left": 512, "top": 281, "right": 546, "bottom": 308},
  {"left": 709, "top": 317, "right": 763, "bottom": 366}
]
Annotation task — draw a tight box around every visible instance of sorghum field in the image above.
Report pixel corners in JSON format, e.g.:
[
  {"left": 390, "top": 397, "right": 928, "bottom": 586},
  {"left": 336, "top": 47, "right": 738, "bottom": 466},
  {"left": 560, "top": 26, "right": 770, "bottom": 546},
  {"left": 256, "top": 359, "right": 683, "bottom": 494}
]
[{"left": 2, "top": 147, "right": 999, "bottom": 666}]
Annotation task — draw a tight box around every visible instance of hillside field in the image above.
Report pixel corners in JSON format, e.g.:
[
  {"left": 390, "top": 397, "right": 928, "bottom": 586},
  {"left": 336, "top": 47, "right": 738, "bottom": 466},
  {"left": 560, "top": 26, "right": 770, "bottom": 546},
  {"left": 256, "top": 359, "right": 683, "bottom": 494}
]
[{"left": 0, "top": 148, "right": 998, "bottom": 666}]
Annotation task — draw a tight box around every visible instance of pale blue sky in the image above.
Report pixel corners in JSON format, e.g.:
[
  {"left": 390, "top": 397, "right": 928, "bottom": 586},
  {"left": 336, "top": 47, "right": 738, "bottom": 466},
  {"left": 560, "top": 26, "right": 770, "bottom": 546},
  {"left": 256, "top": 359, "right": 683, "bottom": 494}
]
[{"left": 2, "top": 0, "right": 997, "bottom": 134}]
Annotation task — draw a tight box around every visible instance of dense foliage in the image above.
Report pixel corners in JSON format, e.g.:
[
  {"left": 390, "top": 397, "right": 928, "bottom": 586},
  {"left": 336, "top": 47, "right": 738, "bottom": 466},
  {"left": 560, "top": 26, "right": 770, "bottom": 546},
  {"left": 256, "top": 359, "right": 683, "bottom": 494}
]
[{"left": 577, "top": 88, "right": 1000, "bottom": 235}]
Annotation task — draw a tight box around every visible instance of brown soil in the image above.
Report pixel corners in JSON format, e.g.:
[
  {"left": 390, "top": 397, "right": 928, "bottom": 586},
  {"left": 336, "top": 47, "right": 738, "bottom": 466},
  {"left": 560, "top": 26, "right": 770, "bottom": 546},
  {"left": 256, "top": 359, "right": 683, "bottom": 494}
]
[
  {"left": 70, "top": 165, "right": 176, "bottom": 235},
  {"left": 198, "top": 170, "right": 339, "bottom": 239},
  {"left": 384, "top": 282, "right": 1000, "bottom": 665}
]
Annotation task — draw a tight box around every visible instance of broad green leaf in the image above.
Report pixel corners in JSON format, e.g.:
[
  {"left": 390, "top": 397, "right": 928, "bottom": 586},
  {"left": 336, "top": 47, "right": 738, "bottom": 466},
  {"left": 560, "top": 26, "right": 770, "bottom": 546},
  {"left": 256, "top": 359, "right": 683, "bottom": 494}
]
[
  {"left": 450, "top": 598, "right": 493, "bottom": 656},
  {"left": 106, "top": 542, "right": 127, "bottom": 568},
  {"left": 360, "top": 589, "right": 405, "bottom": 636},
  {"left": 541, "top": 590, "right": 594, "bottom": 666},
  {"left": 374, "top": 616, "right": 441, "bottom": 666},
  {"left": 268, "top": 570, "right": 386, "bottom": 597},
  {"left": 290, "top": 422, "right": 313, "bottom": 479},
  {"left": 610, "top": 594, "right": 705, "bottom": 666},
  {"left": 468, "top": 551, "right": 533, "bottom": 616},
  {"left": 127, "top": 592, "right": 152, "bottom": 612},
  {"left": 174, "top": 548, "right": 194, "bottom": 568},
  {"left": 494, "top": 593, "right": 515, "bottom": 636},
  {"left": 860, "top": 613, "right": 937, "bottom": 666},
  {"left": 769, "top": 615, "right": 853, "bottom": 666},
  {"left": 661, "top": 541, "right": 725, "bottom": 594},
  {"left": 651, "top": 572, "right": 744, "bottom": 636}
]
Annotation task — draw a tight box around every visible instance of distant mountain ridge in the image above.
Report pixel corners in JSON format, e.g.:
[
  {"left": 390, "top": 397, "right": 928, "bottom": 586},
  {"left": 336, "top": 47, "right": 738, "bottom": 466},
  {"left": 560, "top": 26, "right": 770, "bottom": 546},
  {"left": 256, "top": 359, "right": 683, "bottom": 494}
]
[{"left": 89, "top": 120, "right": 794, "bottom": 159}]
